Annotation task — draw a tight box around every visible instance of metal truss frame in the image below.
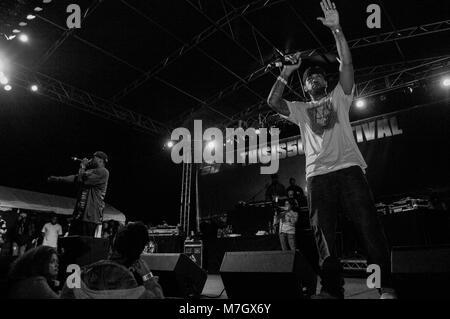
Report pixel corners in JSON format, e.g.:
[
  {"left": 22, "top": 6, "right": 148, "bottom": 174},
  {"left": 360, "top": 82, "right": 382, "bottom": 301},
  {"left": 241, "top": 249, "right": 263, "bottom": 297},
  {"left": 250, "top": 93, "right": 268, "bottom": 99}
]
[
  {"left": 341, "top": 259, "right": 368, "bottom": 272},
  {"left": 10, "top": 63, "right": 172, "bottom": 136},
  {"left": 35, "top": 0, "right": 104, "bottom": 69},
  {"left": 175, "top": 19, "right": 450, "bottom": 128},
  {"left": 356, "top": 56, "right": 450, "bottom": 97},
  {"left": 219, "top": 56, "right": 450, "bottom": 128},
  {"left": 111, "top": 0, "right": 287, "bottom": 102}
]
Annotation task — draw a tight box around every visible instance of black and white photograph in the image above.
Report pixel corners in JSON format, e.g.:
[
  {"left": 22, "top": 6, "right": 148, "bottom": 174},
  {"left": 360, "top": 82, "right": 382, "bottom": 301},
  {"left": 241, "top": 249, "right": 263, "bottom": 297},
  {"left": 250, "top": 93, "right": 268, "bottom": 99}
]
[{"left": 0, "top": 0, "right": 450, "bottom": 307}]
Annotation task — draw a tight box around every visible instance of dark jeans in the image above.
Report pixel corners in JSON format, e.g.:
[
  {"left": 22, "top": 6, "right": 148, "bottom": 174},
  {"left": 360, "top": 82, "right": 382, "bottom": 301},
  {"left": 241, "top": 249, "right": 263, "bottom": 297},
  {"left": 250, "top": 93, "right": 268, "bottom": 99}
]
[
  {"left": 307, "top": 166, "right": 391, "bottom": 297},
  {"left": 69, "top": 220, "right": 97, "bottom": 237},
  {"left": 279, "top": 233, "right": 296, "bottom": 251}
]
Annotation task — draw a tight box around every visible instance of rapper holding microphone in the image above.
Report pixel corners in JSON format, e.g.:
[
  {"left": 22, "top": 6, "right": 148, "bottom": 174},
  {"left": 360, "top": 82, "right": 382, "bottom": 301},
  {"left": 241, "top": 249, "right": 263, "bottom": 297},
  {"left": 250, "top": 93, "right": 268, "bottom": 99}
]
[
  {"left": 48, "top": 151, "right": 110, "bottom": 237},
  {"left": 267, "top": 0, "right": 395, "bottom": 299}
]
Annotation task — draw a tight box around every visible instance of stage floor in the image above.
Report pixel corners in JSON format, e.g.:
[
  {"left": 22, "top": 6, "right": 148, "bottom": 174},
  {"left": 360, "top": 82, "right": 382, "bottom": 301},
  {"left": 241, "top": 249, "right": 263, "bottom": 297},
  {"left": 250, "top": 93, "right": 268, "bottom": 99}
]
[{"left": 200, "top": 274, "right": 379, "bottom": 299}]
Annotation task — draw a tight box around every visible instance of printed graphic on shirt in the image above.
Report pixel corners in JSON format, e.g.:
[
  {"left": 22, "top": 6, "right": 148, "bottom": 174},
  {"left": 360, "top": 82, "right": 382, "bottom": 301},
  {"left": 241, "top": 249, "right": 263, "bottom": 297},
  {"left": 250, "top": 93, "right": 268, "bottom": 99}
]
[{"left": 306, "top": 95, "right": 338, "bottom": 135}]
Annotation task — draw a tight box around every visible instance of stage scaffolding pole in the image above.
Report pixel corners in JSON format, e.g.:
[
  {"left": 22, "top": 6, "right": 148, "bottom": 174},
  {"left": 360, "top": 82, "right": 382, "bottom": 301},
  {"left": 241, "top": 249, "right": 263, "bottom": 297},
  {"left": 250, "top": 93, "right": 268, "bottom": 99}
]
[
  {"left": 183, "top": 163, "right": 190, "bottom": 235},
  {"left": 195, "top": 164, "right": 200, "bottom": 233},
  {"left": 179, "top": 162, "right": 186, "bottom": 233},
  {"left": 186, "top": 163, "right": 192, "bottom": 237}
]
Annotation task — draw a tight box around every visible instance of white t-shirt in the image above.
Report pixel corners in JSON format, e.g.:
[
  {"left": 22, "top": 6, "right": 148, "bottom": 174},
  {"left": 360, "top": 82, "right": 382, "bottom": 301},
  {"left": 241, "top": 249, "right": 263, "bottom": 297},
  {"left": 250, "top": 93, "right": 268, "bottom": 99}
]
[
  {"left": 279, "top": 210, "right": 298, "bottom": 234},
  {"left": 42, "top": 223, "right": 62, "bottom": 248},
  {"left": 285, "top": 83, "right": 367, "bottom": 179}
]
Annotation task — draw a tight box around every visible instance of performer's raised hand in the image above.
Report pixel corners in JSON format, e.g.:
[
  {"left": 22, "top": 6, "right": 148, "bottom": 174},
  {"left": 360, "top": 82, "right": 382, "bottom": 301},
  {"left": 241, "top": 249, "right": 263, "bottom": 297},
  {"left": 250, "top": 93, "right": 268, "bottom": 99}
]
[{"left": 317, "top": 0, "right": 340, "bottom": 29}]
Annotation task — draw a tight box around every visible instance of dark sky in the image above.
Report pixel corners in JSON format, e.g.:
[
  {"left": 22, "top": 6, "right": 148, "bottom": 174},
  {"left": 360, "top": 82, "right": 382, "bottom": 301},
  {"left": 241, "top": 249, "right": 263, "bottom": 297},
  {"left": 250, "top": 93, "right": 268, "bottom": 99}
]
[
  {"left": 0, "top": 0, "right": 449, "bottom": 225},
  {"left": 0, "top": 90, "right": 182, "bottom": 225}
]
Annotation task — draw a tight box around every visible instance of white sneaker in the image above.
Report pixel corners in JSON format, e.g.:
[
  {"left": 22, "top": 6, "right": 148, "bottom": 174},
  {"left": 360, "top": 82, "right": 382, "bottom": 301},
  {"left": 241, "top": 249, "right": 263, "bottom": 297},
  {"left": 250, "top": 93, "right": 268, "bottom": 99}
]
[{"left": 380, "top": 289, "right": 398, "bottom": 299}]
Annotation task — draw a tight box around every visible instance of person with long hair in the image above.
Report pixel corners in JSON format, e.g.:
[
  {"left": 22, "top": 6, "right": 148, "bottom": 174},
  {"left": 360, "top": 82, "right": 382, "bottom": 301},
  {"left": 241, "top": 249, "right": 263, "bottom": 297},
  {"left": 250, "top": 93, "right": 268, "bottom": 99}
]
[{"left": 8, "top": 245, "right": 60, "bottom": 299}]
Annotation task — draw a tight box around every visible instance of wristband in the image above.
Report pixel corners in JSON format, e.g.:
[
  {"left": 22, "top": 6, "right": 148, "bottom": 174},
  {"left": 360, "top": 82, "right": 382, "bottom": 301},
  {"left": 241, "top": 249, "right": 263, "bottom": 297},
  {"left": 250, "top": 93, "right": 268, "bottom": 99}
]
[
  {"left": 277, "top": 76, "right": 288, "bottom": 85},
  {"left": 332, "top": 27, "right": 341, "bottom": 34},
  {"left": 142, "top": 272, "right": 154, "bottom": 282}
]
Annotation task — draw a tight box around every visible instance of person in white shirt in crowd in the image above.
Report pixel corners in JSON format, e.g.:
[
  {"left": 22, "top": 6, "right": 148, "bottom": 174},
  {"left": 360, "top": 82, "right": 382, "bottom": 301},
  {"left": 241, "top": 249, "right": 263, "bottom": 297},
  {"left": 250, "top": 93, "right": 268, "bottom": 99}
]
[
  {"left": 41, "top": 214, "right": 63, "bottom": 249},
  {"left": 0, "top": 213, "right": 7, "bottom": 255}
]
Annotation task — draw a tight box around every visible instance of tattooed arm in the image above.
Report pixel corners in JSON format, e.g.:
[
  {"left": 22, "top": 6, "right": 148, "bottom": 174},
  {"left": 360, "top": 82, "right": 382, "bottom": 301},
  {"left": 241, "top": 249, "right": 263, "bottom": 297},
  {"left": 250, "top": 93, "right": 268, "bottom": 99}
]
[{"left": 267, "top": 52, "right": 302, "bottom": 116}]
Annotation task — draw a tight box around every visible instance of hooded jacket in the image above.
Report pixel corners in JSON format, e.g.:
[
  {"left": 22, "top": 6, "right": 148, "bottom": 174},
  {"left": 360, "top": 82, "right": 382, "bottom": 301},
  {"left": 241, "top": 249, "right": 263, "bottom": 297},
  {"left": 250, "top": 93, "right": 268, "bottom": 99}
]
[{"left": 60, "top": 260, "right": 163, "bottom": 299}]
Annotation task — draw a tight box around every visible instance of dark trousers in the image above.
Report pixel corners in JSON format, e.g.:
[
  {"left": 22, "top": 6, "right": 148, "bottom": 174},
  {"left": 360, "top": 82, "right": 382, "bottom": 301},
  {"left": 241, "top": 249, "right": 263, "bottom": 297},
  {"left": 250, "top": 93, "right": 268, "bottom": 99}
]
[
  {"left": 69, "top": 220, "right": 97, "bottom": 237},
  {"left": 307, "top": 166, "right": 391, "bottom": 297}
]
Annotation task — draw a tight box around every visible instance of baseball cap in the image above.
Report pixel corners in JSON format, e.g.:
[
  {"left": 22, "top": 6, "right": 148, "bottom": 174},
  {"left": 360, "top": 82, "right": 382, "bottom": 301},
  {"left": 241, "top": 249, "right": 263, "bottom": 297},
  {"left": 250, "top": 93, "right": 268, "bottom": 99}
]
[
  {"left": 93, "top": 151, "right": 108, "bottom": 163},
  {"left": 303, "top": 66, "right": 327, "bottom": 84}
]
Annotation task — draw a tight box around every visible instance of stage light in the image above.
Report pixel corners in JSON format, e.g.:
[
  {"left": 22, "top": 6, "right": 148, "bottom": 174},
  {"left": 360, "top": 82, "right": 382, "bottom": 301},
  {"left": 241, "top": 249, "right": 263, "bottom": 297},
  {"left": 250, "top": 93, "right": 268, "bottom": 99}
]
[
  {"left": 34, "top": 7, "right": 43, "bottom": 12},
  {"left": 255, "top": 129, "right": 261, "bottom": 135},
  {"left": 0, "top": 76, "right": 8, "bottom": 85},
  {"left": 12, "top": 29, "right": 21, "bottom": 34},
  {"left": 4, "top": 85, "right": 12, "bottom": 91},
  {"left": 27, "top": 14, "right": 36, "bottom": 20},
  {"left": 443, "top": 78, "right": 450, "bottom": 87},
  {"left": 19, "top": 22, "right": 27, "bottom": 27},
  {"left": 7, "top": 35, "right": 17, "bottom": 41},
  {"left": 19, "top": 34, "right": 29, "bottom": 42},
  {"left": 166, "top": 141, "right": 174, "bottom": 148},
  {"left": 31, "top": 85, "right": 39, "bottom": 92},
  {"left": 355, "top": 99, "right": 365, "bottom": 108},
  {"left": 206, "top": 141, "right": 216, "bottom": 149}
]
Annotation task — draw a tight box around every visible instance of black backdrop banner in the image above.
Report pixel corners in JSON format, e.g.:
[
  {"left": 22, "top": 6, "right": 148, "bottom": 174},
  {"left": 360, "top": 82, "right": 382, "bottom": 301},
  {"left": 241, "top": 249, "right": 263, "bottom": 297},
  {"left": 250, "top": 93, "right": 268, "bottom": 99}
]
[{"left": 199, "top": 100, "right": 450, "bottom": 217}]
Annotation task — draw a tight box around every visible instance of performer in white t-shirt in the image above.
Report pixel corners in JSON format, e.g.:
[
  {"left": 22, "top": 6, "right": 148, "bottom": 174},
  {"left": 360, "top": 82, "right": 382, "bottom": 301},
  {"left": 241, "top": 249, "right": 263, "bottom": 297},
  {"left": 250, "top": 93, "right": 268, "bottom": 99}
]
[{"left": 267, "top": 0, "right": 395, "bottom": 300}]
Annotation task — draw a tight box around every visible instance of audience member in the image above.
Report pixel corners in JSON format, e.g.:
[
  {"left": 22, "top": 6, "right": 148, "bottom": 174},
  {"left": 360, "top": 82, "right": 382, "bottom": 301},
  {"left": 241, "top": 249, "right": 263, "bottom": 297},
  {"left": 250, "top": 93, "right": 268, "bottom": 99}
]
[
  {"left": 60, "top": 222, "right": 163, "bottom": 299},
  {"left": 12, "top": 212, "right": 32, "bottom": 257},
  {"left": 0, "top": 214, "right": 7, "bottom": 255},
  {"left": 8, "top": 246, "right": 60, "bottom": 299},
  {"left": 41, "top": 214, "right": 63, "bottom": 249},
  {"left": 101, "top": 221, "right": 110, "bottom": 239}
]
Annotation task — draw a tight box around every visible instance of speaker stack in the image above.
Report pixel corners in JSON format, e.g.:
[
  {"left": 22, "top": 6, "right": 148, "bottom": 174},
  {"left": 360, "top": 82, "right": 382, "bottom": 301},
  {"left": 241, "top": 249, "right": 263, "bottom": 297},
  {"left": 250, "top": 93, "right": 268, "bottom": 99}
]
[
  {"left": 141, "top": 253, "right": 207, "bottom": 299},
  {"left": 220, "top": 250, "right": 317, "bottom": 299},
  {"left": 391, "top": 245, "right": 450, "bottom": 299}
]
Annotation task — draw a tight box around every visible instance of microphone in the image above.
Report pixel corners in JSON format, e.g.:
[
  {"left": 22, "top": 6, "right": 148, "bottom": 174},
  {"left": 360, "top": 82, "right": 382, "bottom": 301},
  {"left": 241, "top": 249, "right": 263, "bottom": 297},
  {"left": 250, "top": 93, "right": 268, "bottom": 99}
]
[
  {"left": 266, "top": 54, "right": 301, "bottom": 70},
  {"left": 71, "top": 157, "right": 83, "bottom": 162}
]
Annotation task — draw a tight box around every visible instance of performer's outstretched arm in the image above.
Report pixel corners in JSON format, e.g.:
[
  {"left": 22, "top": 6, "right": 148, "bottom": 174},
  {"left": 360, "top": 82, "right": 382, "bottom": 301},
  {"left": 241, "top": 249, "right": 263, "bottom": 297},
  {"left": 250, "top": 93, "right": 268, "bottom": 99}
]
[
  {"left": 267, "top": 52, "right": 302, "bottom": 116},
  {"left": 317, "top": 0, "right": 354, "bottom": 94},
  {"left": 48, "top": 175, "right": 76, "bottom": 183},
  {"left": 48, "top": 159, "right": 89, "bottom": 184}
]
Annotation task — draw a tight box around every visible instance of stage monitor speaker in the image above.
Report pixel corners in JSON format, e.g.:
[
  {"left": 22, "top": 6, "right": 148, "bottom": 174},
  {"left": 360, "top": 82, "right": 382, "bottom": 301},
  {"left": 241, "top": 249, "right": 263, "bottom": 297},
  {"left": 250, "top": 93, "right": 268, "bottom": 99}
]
[
  {"left": 391, "top": 245, "right": 450, "bottom": 299},
  {"left": 59, "top": 236, "right": 110, "bottom": 267},
  {"left": 141, "top": 253, "right": 207, "bottom": 298},
  {"left": 220, "top": 250, "right": 317, "bottom": 299}
]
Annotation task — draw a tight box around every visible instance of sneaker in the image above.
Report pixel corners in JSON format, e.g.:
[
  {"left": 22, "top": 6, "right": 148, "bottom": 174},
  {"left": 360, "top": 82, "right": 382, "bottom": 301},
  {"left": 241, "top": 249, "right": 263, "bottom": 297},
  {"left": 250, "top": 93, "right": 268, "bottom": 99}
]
[{"left": 380, "top": 288, "right": 398, "bottom": 299}]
